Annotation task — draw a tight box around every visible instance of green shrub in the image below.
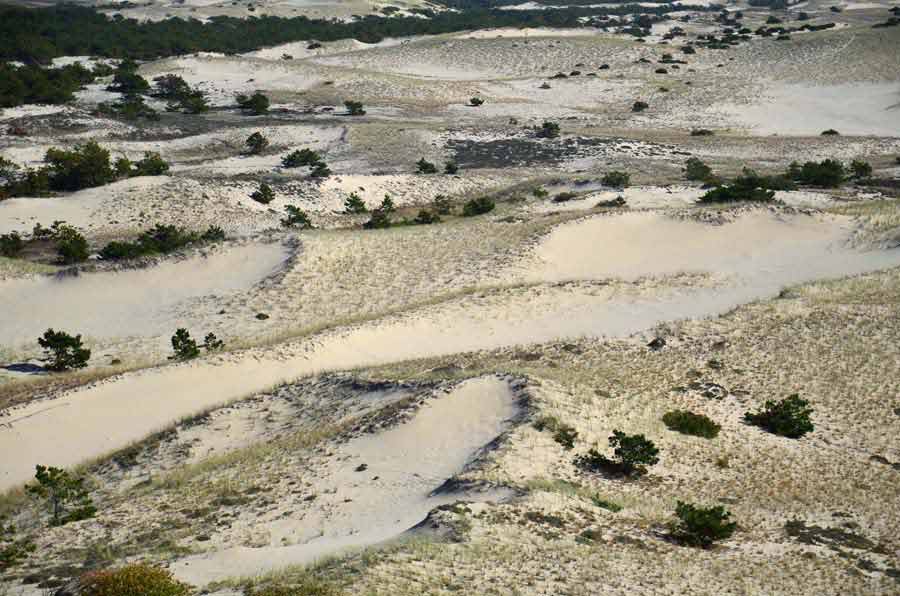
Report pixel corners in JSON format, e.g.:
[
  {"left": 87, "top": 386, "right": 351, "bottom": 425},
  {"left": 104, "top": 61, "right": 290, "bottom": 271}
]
[
  {"left": 133, "top": 151, "right": 169, "bottom": 177},
  {"left": 590, "top": 495, "right": 622, "bottom": 512},
  {"left": 80, "top": 563, "right": 191, "bottom": 596},
  {"left": 672, "top": 501, "right": 736, "bottom": 548},
  {"left": 344, "top": 192, "right": 367, "bottom": 214},
  {"left": 310, "top": 163, "right": 332, "bottom": 178},
  {"left": 602, "top": 171, "right": 630, "bottom": 188},
  {"left": 632, "top": 100, "right": 649, "bottom": 112},
  {"left": 690, "top": 129, "right": 714, "bottom": 136},
  {"left": 251, "top": 182, "right": 275, "bottom": 204},
  {"left": 344, "top": 100, "right": 366, "bottom": 116},
  {"left": 237, "top": 91, "right": 270, "bottom": 114},
  {"left": 44, "top": 141, "right": 115, "bottom": 192},
  {"left": 25, "top": 465, "right": 96, "bottom": 527},
  {"left": 849, "top": 159, "right": 872, "bottom": 180},
  {"left": 698, "top": 184, "right": 774, "bottom": 204},
  {"left": 444, "top": 161, "right": 459, "bottom": 174},
  {"left": 574, "top": 430, "right": 659, "bottom": 477},
  {"left": 414, "top": 209, "right": 441, "bottom": 225},
  {"left": 537, "top": 121, "right": 560, "bottom": 138},
  {"left": 553, "top": 425, "right": 578, "bottom": 450},
  {"left": 788, "top": 159, "right": 846, "bottom": 188},
  {"left": 363, "top": 208, "right": 391, "bottom": 229},
  {"left": 203, "top": 333, "right": 224, "bottom": 351},
  {"left": 820, "top": 129, "right": 840, "bottom": 136},
  {"left": 0, "top": 232, "right": 25, "bottom": 257},
  {"left": 282, "top": 148, "right": 322, "bottom": 168},
  {"left": 684, "top": 157, "right": 713, "bottom": 181},
  {"left": 55, "top": 225, "right": 90, "bottom": 264},
  {"left": 462, "top": 196, "right": 494, "bottom": 217},
  {"left": 434, "top": 194, "right": 452, "bottom": 215},
  {"left": 170, "top": 328, "right": 200, "bottom": 360},
  {"left": 282, "top": 205, "right": 313, "bottom": 229},
  {"left": 245, "top": 132, "right": 269, "bottom": 155},
  {"left": 744, "top": 394, "right": 813, "bottom": 438},
  {"left": 416, "top": 158, "right": 438, "bottom": 174},
  {"left": 97, "top": 94, "right": 159, "bottom": 121},
  {"left": 662, "top": 410, "right": 720, "bottom": 439},
  {"left": 469, "top": 97, "right": 484, "bottom": 106},
  {"left": 379, "top": 194, "right": 395, "bottom": 213}
]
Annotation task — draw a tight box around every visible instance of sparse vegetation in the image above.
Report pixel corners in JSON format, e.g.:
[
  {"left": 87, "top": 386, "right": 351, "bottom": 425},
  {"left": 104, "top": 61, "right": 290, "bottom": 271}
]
[
  {"left": 744, "top": 394, "right": 814, "bottom": 438},
  {"left": 0, "top": 516, "right": 34, "bottom": 571},
  {"left": 26, "top": 464, "right": 96, "bottom": 527},
  {"left": 100, "top": 224, "right": 224, "bottom": 260}
]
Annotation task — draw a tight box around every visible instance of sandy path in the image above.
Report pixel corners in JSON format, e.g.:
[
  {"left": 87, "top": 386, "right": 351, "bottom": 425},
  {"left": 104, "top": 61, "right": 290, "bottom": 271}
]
[
  {"left": 171, "top": 376, "right": 516, "bottom": 585},
  {"left": 2, "top": 212, "right": 900, "bottom": 492}
]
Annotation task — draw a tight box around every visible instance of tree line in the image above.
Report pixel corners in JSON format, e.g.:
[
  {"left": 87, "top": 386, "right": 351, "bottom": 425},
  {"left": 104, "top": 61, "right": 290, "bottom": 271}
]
[{"left": 0, "top": 4, "right": 718, "bottom": 65}]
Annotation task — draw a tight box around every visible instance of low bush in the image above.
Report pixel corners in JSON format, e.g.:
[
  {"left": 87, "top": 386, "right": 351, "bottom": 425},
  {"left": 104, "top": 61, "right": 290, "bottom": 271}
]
[
  {"left": 532, "top": 415, "right": 578, "bottom": 449},
  {"left": 662, "top": 410, "right": 720, "bottom": 439},
  {"left": 248, "top": 580, "right": 342, "bottom": 596},
  {"left": 697, "top": 168, "right": 788, "bottom": 203},
  {"left": 416, "top": 158, "right": 438, "bottom": 174},
  {"left": 602, "top": 171, "right": 630, "bottom": 188},
  {"left": 632, "top": 100, "right": 649, "bottom": 112},
  {"left": 744, "top": 394, "right": 813, "bottom": 438},
  {"left": 344, "top": 100, "right": 366, "bottom": 115},
  {"left": 133, "top": 152, "right": 169, "bottom": 177},
  {"left": 469, "top": 97, "right": 484, "bottom": 106},
  {"left": 444, "top": 161, "right": 459, "bottom": 174},
  {"left": 0, "top": 231, "right": 24, "bottom": 257},
  {"left": 787, "top": 159, "right": 845, "bottom": 188},
  {"left": 282, "top": 148, "right": 322, "bottom": 168},
  {"left": 236, "top": 91, "right": 270, "bottom": 114},
  {"left": 850, "top": 159, "right": 872, "bottom": 180},
  {"left": 462, "top": 196, "right": 495, "bottom": 217},
  {"left": 79, "top": 563, "right": 191, "bottom": 596},
  {"left": 434, "top": 194, "right": 452, "bottom": 215},
  {"left": 414, "top": 209, "right": 441, "bottom": 225},
  {"left": 537, "top": 121, "right": 560, "bottom": 138},
  {"left": 100, "top": 224, "right": 223, "bottom": 260},
  {"left": 56, "top": 225, "right": 90, "bottom": 263},
  {"left": 251, "top": 182, "right": 275, "bottom": 204},
  {"left": 245, "top": 132, "right": 270, "bottom": 155},
  {"left": 672, "top": 501, "right": 737, "bottom": 548},
  {"left": 574, "top": 430, "right": 659, "bottom": 477},
  {"left": 363, "top": 207, "right": 391, "bottom": 229},
  {"left": 310, "top": 163, "right": 332, "bottom": 178},
  {"left": 684, "top": 157, "right": 713, "bottom": 182},
  {"left": 820, "top": 129, "right": 840, "bottom": 136},
  {"left": 690, "top": 129, "right": 714, "bottom": 136},
  {"left": 282, "top": 205, "right": 313, "bottom": 229}
]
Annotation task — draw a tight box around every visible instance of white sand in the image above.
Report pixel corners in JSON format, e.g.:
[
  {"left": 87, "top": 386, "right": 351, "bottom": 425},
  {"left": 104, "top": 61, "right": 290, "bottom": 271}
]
[
  {"left": 723, "top": 82, "right": 900, "bottom": 137},
  {"left": 0, "top": 242, "right": 290, "bottom": 349},
  {"left": 172, "top": 376, "right": 516, "bottom": 585}
]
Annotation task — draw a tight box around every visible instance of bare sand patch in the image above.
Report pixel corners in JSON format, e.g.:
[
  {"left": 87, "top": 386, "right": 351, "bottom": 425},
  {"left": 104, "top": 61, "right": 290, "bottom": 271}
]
[
  {"left": 172, "top": 375, "right": 517, "bottom": 585},
  {"left": 722, "top": 82, "right": 900, "bottom": 137},
  {"left": 0, "top": 242, "right": 290, "bottom": 350}
]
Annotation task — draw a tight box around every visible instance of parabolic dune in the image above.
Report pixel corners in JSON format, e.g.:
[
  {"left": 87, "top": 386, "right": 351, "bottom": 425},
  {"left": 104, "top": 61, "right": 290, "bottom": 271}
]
[{"left": 2, "top": 210, "right": 898, "bottom": 493}]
